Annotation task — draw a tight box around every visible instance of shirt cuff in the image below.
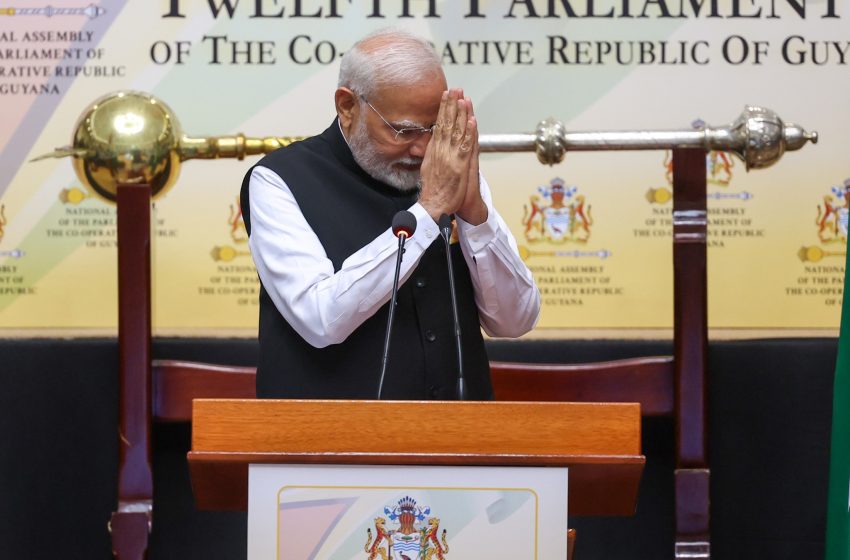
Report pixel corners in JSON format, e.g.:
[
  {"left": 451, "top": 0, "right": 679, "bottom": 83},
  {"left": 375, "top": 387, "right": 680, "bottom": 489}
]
[
  {"left": 456, "top": 206, "right": 499, "bottom": 253},
  {"left": 407, "top": 202, "right": 441, "bottom": 250}
]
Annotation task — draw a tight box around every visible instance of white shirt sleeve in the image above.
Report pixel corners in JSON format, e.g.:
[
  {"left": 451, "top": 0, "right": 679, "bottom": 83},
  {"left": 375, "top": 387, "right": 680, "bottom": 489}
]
[
  {"left": 247, "top": 166, "right": 540, "bottom": 348},
  {"left": 247, "top": 165, "right": 440, "bottom": 348},
  {"left": 455, "top": 175, "right": 541, "bottom": 337}
]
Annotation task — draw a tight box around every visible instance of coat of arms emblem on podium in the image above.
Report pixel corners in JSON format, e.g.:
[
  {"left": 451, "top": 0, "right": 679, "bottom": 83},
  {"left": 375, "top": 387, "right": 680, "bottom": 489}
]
[{"left": 364, "top": 496, "right": 449, "bottom": 560}]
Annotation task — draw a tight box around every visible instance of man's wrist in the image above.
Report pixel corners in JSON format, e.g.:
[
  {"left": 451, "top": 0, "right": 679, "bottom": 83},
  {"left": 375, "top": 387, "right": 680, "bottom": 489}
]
[
  {"left": 457, "top": 198, "right": 488, "bottom": 226},
  {"left": 418, "top": 198, "right": 445, "bottom": 222}
]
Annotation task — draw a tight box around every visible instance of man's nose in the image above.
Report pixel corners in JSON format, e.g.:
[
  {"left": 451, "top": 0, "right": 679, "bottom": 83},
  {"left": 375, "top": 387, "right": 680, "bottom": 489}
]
[{"left": 408, "top": 133, "right": 430, "bottom": 158}]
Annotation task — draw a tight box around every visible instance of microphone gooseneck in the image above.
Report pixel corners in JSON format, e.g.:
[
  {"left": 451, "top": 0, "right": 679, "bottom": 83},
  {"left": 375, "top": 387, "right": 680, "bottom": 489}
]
[
  {"left": 438, "top": 213, "right": 466, "bottom": 400},
  {"left": 377, "top": 210, "right": 417, "bottom": 399}
]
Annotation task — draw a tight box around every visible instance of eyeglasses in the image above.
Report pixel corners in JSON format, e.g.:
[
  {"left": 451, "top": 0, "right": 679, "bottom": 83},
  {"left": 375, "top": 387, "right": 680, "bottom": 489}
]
[{"left": 360, "top": 95, "right": 434, "bottom": 144}]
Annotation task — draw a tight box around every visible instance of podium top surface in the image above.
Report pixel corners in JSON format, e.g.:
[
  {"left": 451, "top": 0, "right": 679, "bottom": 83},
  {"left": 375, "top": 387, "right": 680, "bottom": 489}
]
[{"left": 188, "top": 399, "right": 644, "bottom": 516}]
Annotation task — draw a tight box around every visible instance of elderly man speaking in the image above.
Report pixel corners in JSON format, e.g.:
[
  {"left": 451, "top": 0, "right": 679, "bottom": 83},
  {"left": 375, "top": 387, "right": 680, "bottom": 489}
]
[{"left": 241, "top": 28, "right": 540, "bottom": 400}]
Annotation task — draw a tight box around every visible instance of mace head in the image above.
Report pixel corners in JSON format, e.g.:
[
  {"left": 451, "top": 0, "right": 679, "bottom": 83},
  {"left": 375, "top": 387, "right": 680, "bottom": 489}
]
[
  {"left": 34, "top": 91, "right": 183, "bottom": 202},
  {"left": 714, "top": 105, "right": 818, "bottom": 171}
]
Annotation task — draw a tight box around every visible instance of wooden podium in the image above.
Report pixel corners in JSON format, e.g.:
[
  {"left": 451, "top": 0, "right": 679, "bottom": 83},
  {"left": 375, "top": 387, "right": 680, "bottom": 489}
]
[{"left": 188, "top": 399, "right": 645, "bottom": 522}]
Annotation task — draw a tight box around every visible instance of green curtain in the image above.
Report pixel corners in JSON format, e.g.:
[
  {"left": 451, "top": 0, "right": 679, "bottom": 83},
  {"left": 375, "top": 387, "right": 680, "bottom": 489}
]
[{"left": 826, "top": 247, "right": 850, "bottom": 560}]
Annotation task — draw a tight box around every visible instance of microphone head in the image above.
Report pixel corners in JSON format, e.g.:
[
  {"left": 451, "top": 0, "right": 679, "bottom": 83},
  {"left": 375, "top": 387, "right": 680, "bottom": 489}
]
[
  {"left": 392, "top": 210, "right": 417, "bottom": 238},
  {"left": 437, "top": 213, "right": 453, "bottom": 232}
]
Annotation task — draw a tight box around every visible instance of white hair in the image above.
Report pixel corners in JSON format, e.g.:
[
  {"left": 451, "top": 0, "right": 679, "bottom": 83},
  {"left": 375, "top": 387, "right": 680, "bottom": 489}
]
[{"left": 338, "top": 28, "right": 443, "bottom": 98}]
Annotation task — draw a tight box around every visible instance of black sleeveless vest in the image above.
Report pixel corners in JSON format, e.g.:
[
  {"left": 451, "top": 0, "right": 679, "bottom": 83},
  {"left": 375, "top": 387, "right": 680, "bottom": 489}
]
[{"left": 240, "top": 120, "right": 492, "bottom": 400}]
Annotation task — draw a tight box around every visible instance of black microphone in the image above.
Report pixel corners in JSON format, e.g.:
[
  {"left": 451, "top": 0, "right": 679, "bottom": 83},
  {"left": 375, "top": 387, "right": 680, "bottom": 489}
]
[
  {"left": 377, "top": 210, "right": 417, "bottom": 399},
  {"left": 438, "top": 213, "right": 466, "bottom": 400}
]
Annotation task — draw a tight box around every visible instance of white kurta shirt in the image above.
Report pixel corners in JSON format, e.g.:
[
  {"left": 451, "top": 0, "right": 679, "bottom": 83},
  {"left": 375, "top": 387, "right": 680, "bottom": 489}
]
[{"left": 247, "top": 165, "right": 541, "bottom": 348}]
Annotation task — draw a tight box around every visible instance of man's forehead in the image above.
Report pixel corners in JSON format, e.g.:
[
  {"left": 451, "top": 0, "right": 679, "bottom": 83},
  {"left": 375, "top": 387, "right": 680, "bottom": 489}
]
[{"left": 372, "top": 79, "right": 444, "bottom": 112}]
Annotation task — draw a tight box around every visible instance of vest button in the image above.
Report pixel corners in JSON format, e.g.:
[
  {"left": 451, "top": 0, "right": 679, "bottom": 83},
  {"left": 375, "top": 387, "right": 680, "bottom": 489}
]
[
  {"left": 415, "top": 277, "right": 427, "bottom": 288},
  {"left": 425, "top": 329, "right": 436, "bottom": 342}
]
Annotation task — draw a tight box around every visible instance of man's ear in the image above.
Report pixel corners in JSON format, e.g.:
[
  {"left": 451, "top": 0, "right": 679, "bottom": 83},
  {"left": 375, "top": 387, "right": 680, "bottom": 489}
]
[{"left": 335, "top": 87, "right": 358, "bottom": 135}]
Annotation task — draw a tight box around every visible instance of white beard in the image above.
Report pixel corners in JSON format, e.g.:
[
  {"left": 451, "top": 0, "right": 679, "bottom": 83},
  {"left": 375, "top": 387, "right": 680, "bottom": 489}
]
[{"left": 348, "top": 117, "right": 422, "bottom": 192}]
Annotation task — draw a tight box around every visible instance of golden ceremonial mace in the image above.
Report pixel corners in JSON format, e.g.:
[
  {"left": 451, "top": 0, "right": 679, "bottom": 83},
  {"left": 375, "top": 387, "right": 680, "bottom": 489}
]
[{"left": 32, "top": 90, "right": 816, "bottom": 203}]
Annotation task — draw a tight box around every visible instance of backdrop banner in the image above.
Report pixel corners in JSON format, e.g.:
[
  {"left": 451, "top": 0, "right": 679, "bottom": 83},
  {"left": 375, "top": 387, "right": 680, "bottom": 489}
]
[{"left": 0, "top": 0, "right": 846, "bottom": 335}]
